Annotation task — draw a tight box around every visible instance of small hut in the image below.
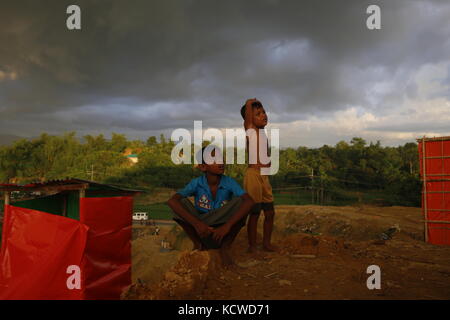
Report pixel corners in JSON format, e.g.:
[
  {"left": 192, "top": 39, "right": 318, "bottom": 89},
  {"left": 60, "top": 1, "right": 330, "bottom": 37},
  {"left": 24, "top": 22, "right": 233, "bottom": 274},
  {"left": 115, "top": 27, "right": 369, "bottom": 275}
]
[{"left": 0, "top": 179, "right": 141, "bottom": 299}]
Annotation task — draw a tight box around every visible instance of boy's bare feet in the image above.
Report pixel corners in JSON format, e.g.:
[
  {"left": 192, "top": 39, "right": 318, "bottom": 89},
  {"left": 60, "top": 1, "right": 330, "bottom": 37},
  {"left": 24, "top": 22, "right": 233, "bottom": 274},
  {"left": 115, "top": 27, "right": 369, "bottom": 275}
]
[
  {"left": 247, "top": 246, "right": 257, "bottom": 253},
  {"left": 219, "top": 247, "right": 234, "bottom": 268},
  {"left": 262, "top": 243, "right": 278, "bottom": 252}
]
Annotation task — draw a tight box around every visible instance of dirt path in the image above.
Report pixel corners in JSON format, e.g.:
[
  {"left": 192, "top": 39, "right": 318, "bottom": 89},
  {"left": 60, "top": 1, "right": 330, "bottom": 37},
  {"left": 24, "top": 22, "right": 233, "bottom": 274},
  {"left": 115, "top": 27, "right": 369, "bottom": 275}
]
[{"left": 125, "top": 205, "right": 450, "bottom": 300}]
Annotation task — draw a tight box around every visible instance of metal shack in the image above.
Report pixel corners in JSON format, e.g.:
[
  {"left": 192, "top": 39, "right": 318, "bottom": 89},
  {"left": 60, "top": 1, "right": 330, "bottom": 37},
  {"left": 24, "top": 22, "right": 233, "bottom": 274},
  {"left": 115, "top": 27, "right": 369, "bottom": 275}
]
[
  {"left": 418, "top": 136, "right": 450, "bottom": 245},
  {"left": 0, "top": 179, "right": 140, "bottom": 299}
]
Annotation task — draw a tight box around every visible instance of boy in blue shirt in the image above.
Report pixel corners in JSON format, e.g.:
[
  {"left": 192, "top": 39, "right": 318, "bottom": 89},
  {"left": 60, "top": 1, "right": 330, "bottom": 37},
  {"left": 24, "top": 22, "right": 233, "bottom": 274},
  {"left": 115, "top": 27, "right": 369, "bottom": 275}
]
[{"left": 167, "top": 146, "right": 254, "bottom": 266}]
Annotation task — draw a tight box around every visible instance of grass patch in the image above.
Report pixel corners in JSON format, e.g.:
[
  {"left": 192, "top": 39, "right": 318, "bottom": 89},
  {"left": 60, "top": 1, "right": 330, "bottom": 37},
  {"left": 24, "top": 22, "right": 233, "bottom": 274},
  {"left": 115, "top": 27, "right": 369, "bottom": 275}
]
[
  {"left": 272, "top": 189, "right": 418, "bottom": 207},
  {"left": 133, "top": 202, "right": 173, "bottom": 220},
  {"left": 274, "top": 192, "right": 312, "bottom": 205},
  {"left": 133, "top": 189, "right": 420, "bottom": 221}
]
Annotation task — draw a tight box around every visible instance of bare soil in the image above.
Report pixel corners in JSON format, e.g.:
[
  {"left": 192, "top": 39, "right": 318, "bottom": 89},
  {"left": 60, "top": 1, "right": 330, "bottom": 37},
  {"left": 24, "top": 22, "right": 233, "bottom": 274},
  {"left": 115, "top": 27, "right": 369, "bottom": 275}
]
[{"left": 124, "top": 205, "right": 450, "bottom": 300}]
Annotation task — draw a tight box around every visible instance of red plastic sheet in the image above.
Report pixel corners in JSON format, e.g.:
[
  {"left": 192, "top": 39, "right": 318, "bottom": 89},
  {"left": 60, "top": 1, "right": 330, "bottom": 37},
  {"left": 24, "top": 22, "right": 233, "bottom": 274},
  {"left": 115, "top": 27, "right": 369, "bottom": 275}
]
[
  {"left": 0, "top": 205, "right": 88, "bottom": 299},
  {"left": 418, "top": 138, "right": 450, "bottom": 245},
  {"left": 0, "top": 196, "right": 133, "bottom": 299},
  {"left": 80, "top": 197, "right": 132, "bottom": 300}
]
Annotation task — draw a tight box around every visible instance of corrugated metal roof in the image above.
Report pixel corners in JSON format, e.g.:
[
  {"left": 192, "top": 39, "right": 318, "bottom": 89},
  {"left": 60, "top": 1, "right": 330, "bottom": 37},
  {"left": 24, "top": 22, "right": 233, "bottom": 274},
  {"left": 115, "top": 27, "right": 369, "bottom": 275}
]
[{"left": 0, "top": 178, "right": 142, "bottom": 193}]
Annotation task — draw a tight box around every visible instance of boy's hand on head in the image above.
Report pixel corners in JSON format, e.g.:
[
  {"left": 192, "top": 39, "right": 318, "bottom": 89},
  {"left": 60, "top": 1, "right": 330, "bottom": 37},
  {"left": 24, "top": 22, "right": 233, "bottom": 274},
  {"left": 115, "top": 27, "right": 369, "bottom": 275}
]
[
  {"left": 244, "top": 98, "right": 258, "bottom": 129},
  {"left": 245, "top": 98, "right": 258, "bottom": 107}
]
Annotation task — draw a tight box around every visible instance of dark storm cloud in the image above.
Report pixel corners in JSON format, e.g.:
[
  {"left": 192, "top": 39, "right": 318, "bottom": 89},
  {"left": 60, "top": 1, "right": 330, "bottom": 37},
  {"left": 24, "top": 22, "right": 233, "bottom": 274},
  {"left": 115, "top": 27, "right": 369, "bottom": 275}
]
[{"left": 0, "top": 0, "right": 449, "bottom": 140}]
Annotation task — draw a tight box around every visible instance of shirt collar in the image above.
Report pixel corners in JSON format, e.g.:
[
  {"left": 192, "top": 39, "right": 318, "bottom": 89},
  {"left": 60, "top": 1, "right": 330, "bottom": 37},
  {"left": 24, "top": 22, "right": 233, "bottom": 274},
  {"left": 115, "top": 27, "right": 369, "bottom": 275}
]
[{"left": 201, "top": 174, "right": 225, "bottom": 190}]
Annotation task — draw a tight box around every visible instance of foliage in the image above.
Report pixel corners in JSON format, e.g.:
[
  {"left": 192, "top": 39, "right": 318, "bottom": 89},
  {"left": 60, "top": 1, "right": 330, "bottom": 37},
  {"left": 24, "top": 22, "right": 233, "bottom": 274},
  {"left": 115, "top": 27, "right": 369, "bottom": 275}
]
[{"left": 0, "top": 133, "right": 421, "bottom": 206}]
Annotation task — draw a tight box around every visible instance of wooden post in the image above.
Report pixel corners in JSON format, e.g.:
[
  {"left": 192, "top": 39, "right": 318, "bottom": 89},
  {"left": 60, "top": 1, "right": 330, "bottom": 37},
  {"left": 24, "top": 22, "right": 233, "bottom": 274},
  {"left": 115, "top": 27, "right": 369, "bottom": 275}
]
[
  {"left": 4, "top": 191, "right": 10, "bottom": 205},
  {"left": 311, "top": 169, "right": 314, "bottom": 204},
  {"left": 422, "top": 137, "right": 428, "bottom": 243},
  {"left": 62, "top": 194, "right": 67, "bottom": 217},
  {"left": 79, "top": 188, "right": 85, "bottom": 221}
]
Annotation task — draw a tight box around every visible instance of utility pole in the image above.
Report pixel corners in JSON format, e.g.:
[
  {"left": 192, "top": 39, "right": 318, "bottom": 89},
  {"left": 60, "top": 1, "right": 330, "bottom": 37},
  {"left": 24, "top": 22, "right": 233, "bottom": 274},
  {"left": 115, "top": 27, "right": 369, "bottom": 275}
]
[
  {"left": 87, "top": 164, "right": 94, "bottom": 181},
  {"left": 310, "top": 168, "right": 314, "bottom": 204}
]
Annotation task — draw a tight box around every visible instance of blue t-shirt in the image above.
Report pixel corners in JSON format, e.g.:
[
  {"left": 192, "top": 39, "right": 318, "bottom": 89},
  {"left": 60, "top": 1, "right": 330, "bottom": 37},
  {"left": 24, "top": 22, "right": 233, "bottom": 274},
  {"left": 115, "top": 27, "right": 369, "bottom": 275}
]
[{"left": 177, "top": 175, "right": 245, "bottom": 214}]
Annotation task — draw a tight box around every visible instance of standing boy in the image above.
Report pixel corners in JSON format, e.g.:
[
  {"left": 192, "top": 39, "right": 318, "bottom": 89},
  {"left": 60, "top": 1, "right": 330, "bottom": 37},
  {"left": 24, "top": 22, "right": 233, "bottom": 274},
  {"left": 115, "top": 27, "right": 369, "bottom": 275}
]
[
  {"left": 241, "top": 98, "right": 277, "bottom": 252},
  {"left": 167, "top": 147, "right": 254, "bottom": 266}
]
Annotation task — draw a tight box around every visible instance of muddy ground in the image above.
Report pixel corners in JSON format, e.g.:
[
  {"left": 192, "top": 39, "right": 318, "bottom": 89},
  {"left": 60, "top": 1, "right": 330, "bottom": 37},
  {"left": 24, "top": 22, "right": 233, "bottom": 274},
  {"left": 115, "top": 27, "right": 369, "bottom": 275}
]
[{"left": 125, "top": 205, "right": 450, "bottom": 300}]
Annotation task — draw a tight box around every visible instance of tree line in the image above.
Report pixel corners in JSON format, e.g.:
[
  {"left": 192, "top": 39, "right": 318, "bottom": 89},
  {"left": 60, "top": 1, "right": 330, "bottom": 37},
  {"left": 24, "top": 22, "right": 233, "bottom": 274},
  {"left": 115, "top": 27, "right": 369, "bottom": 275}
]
[{"left": 0, "top": 133, "right": 421, "bottom": 206}]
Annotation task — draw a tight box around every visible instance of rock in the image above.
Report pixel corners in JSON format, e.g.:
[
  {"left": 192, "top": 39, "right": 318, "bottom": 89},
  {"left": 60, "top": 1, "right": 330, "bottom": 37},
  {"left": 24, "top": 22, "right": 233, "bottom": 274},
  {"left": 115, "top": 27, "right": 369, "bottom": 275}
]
[
  {"left": 236, "top": 259, "right": 262, "bottom": 268},
  {"left": 290, "top": 254, "right": 316, "bottom": 259},
  {"left": 165, "top": 271, "right": 183, "bottom": 282},
  {"left": 279, "top": 279, "right": 292, "bottom": 286},
  {"left": 378, "top": 225, "right": 400, "bottom": 240},
  {"left": 301, "top": 237, "right": 319, "bottom": 247},
  {"left": 123, "top": 250, "right": 222, "bottom": 300}
]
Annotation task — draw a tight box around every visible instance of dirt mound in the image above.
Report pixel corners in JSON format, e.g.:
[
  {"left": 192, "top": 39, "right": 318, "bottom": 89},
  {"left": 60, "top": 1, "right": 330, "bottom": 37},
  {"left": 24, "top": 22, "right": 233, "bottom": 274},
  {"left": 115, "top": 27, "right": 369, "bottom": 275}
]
[
  {"left": 126, "top": 205, "right": 450, "bottom": 300},
  {"left": 130, "top": 221, "right": 197, "bottom": 287},
  {"left": 275, "top": 205, "right": 422, "bottom": 242},
  {"left": 279, "top": 234, "right": 349, "bottom": 257},
  {"left": 123, "top": 250, "right": 222, "bottom": 299}
]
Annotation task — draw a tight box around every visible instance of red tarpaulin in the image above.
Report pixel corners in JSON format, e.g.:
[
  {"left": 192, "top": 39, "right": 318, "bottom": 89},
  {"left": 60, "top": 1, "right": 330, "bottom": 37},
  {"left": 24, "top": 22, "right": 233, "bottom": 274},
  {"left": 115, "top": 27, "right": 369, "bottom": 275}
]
[
  {"left": 80, "top": 197, "right": 132, "bottom": 300},
  {"left": 0, "top": 205, "right": 88, "bottom": 299},
  {"left": 0, "top": 196, "right": 133, "bottom": 299},
  {"left": 418, "top": 137, "right": 450, "bottom": 245}
]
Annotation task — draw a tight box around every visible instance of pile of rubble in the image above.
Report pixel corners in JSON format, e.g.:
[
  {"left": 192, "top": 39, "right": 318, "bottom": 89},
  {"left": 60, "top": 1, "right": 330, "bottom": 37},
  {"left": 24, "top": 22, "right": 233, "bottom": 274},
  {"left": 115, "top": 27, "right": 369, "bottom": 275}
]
[{"left": 122, "top": 250, "right": 222, "bottom": 299}]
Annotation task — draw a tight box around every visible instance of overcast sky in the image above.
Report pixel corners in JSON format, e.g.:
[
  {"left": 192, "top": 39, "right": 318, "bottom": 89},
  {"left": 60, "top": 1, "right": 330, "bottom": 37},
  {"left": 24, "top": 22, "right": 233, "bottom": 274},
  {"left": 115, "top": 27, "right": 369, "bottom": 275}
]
[{"left": 0, "top": 0, "right": 449, "bottom": 147}]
